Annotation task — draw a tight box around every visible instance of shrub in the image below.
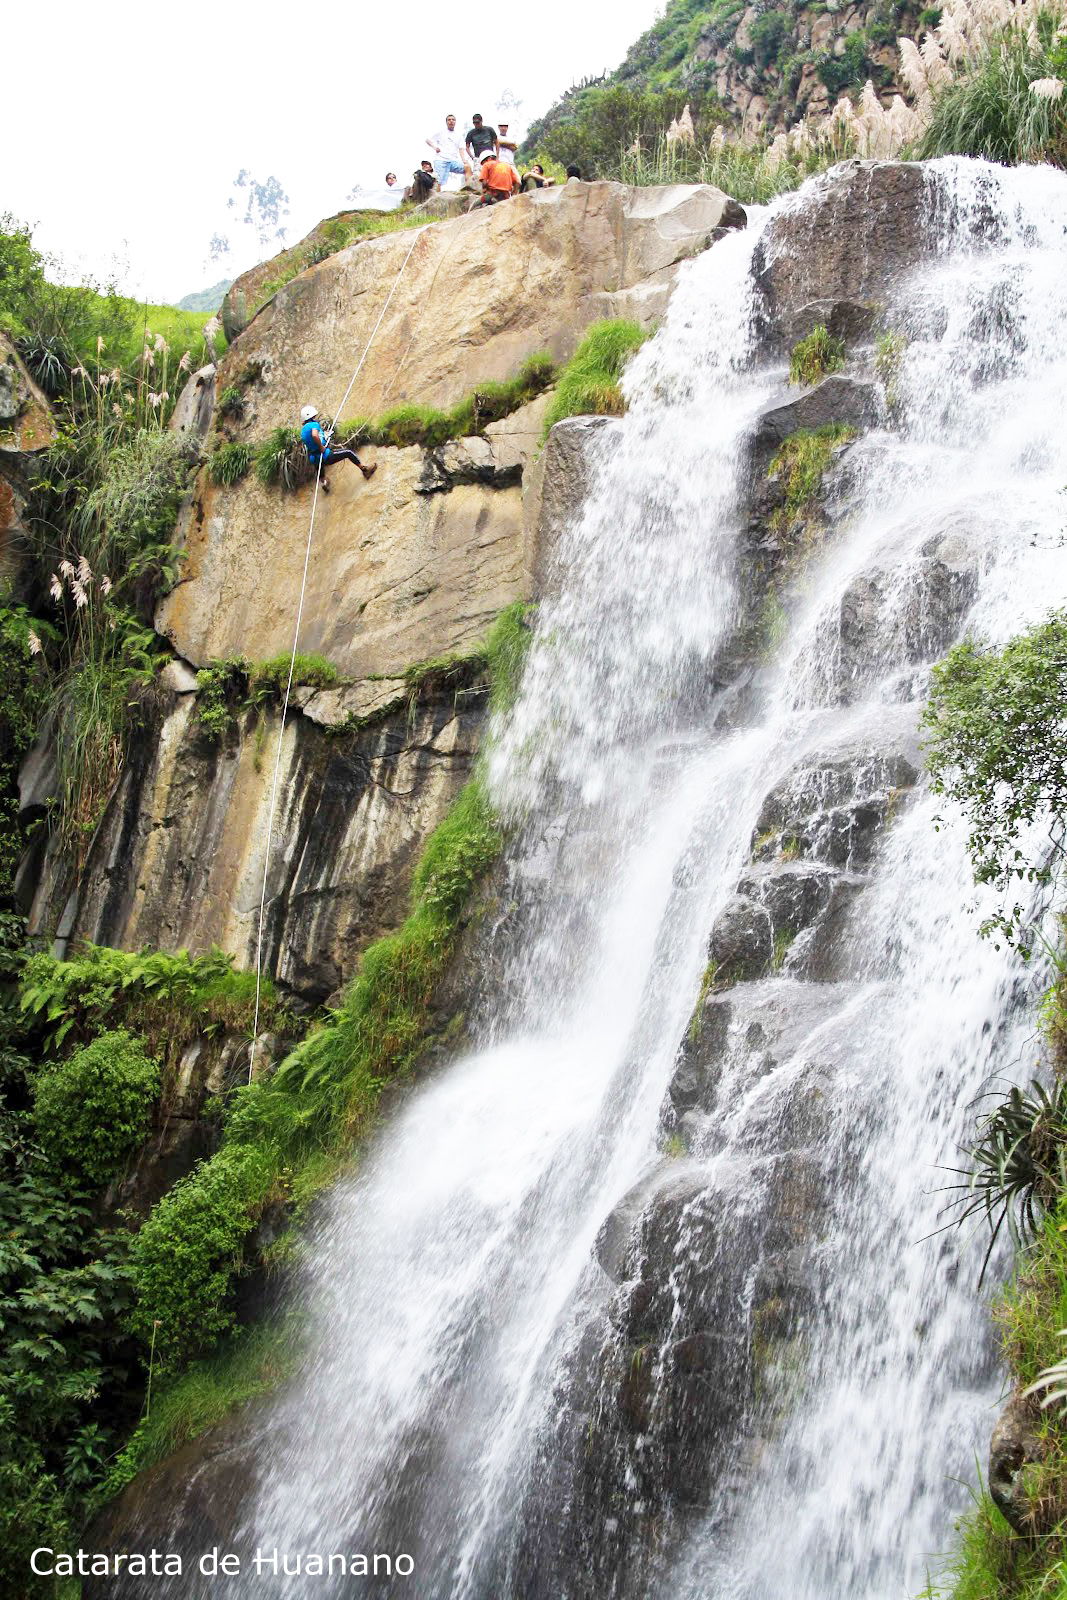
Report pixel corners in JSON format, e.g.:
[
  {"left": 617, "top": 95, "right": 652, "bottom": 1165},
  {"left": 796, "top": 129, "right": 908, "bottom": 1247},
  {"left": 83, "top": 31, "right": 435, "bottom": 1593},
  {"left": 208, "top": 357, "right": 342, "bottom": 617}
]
[
  {"left": 209, "top": 440, "right": 253, "bottom": 486},
  {"left": 0, "top": 599, "right": 51, "bottom": 898},
  {"left": 216, "top": 384, "right": 245, "bottom": 419},
  {"left": 922, "top": 611, "right": 1067, "bottom": 951},
  {"left": 33, "top": 1028, "right": 159, "bottom": 1185},
  {"left": 815, "top": 30, "right": 870, "bottom": 95},
  {"left": 127, "top": 1142, "right": 277, "bottom": 1366},
  {"left": 947, "top": 1078, "right": 1067, "bottom": 1281},
  {"left": 194, "top": 657, "right": 249, "bottom": 739},
  {"left": 20, "top": 940, "right": 280, "bottom": 1060},
  {"left": 541, "top": 319, "right": 650, "bottom": 439},
  {"left": 788, "top": 324, "right": 846, "bottom": 386},
  {"left": 255, "top": 425, "right": 308, "bottom": 491}
]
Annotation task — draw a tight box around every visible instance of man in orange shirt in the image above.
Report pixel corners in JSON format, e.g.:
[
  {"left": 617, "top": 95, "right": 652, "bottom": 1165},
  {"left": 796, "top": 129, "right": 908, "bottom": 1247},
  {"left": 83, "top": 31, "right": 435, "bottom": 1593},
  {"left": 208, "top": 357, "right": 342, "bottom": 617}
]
[{"left": 478, "top": 150, "right": 519, "bottom": 204}]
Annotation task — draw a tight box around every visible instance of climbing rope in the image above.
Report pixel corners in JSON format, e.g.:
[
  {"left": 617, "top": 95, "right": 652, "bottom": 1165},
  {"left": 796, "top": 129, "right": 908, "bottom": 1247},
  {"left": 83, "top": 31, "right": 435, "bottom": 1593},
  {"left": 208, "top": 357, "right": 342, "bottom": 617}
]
[{"left": 248, "top": 223, "right": 428, "bottom": 1080}]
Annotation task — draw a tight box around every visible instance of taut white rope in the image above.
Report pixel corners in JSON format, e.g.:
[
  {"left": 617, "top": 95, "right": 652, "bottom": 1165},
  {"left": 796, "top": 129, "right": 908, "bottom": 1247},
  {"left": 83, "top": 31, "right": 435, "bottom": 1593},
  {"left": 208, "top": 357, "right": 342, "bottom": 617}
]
[{"left": 248, "top": 224, "right": 428, "bottom": 1080}]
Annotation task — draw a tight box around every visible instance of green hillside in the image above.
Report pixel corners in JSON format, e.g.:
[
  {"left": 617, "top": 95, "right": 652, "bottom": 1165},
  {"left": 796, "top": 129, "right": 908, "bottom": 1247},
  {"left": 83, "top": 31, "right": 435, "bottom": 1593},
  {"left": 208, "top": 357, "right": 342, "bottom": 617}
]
[{"left": 522, "top": 0, "right": 927, "bottom": 173}]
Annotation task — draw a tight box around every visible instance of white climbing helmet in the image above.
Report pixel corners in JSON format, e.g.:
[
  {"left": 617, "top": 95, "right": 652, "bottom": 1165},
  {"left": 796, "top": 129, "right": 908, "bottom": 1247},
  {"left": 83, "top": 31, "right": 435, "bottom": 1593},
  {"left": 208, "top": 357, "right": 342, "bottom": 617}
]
[{"left": 300, "top": 404, "right": 318, "bottom": 422}]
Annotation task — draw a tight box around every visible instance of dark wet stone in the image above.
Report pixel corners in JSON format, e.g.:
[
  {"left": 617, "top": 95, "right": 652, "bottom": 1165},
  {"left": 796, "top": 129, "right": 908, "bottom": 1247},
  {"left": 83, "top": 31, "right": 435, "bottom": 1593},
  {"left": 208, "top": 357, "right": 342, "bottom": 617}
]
[
  {"left": 754, "top": 161, "right": 934, "bottom": 346},
  {"left": 989, "top": 1392, "right": 1047, "bottom": 1534},
  {"left": 709, "top": 895, "right": 774, "bottom": 983}
]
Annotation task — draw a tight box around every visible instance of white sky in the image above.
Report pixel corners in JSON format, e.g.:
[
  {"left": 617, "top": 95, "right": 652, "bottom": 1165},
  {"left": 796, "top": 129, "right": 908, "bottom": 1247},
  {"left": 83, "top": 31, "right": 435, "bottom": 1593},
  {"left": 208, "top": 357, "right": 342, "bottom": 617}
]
[{"left": 5, "top": 0, "right": 662, "bottom": 305}]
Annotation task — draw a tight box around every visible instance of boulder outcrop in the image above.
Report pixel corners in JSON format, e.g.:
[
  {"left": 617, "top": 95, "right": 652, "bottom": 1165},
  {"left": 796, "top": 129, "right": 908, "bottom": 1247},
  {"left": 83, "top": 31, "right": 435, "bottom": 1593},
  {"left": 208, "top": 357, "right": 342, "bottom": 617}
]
[{"left": 754, "top": 160, "right": 933, "bottom": 344}]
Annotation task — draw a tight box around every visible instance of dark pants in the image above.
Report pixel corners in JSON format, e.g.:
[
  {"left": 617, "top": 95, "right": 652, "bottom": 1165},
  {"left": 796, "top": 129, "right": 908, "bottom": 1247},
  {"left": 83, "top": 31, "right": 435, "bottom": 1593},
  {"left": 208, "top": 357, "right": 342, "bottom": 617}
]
[{"left": 314, "top": 446, "right": 363, "bottom": 473}]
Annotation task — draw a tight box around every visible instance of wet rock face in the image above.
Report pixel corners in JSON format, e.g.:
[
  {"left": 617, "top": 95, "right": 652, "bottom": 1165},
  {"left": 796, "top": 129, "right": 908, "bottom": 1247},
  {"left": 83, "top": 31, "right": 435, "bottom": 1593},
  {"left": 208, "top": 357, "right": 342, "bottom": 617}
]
[
  {"left": 753, "top": 161, "right": 934, "bottom": 346},
  {"left": 989, "top": 1392, "right": 1048, "bottom": 1533},
  {"left": 31, "top": 680, "right": 484, "bottom": 1005},
  {"left": 524, "top": 713, "right": 922, "bottom": 1594},
  {"left": 523, "top": 414, "right": 617, "bottom": 601}
]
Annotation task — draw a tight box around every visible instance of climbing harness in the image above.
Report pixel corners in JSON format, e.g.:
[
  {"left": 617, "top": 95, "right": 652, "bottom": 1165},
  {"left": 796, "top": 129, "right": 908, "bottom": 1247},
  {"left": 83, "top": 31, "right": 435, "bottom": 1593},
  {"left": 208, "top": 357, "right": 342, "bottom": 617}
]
[{"left": 248, "top": 224, "right": 428, "bottom": 1081}]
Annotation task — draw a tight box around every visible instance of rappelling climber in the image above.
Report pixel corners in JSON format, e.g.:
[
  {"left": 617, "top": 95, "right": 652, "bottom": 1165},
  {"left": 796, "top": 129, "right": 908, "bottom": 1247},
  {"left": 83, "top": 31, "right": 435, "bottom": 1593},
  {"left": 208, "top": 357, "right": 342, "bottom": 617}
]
[{"left": 299, "top": 405, "right": 377, "bottom": 494}]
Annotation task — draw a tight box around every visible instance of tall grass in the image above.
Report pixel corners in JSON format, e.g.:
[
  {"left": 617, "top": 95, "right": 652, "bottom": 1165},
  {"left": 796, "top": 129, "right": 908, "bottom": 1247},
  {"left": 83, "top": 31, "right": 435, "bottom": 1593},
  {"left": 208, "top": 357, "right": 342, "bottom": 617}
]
[
  {"left": 617, "top": 132, "right": 853, "bottom": 204},
  {"left": 921, "top": 27, "right": 1067, "bottom": 164},
  {"left": 540, "top": 319, "right": 650, "bottom": 439}
]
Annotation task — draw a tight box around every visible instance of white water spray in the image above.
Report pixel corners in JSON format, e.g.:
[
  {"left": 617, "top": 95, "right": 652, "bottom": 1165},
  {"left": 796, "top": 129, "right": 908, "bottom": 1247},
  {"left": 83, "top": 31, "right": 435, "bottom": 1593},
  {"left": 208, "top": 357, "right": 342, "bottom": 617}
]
[{"left": 159, "top": 159, "right": 1067, "bottom": 1599}]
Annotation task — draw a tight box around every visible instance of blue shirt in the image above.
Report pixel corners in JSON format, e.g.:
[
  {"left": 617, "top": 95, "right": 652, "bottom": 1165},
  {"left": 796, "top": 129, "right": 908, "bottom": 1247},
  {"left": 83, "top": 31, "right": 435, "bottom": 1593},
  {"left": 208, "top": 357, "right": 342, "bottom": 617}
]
[{"left": 301, "top": 417, "right": 326, "bottom": 460}]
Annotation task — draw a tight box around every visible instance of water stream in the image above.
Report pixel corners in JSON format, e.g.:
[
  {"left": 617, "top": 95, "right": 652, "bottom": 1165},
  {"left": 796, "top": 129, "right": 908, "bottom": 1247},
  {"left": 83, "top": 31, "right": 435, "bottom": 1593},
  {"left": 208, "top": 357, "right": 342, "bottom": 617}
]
[{"left": 152, "top": 159, "right": 1067, "bottom": 1597}]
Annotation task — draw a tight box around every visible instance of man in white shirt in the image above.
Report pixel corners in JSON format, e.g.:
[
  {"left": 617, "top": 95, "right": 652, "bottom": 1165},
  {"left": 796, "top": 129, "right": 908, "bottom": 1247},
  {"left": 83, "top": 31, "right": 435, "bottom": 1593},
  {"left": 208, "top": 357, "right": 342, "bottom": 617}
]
[
  {"left": 497, "top": 121, "right": 518, "bottom": 169},
  {"left": 426, "top": 114, "right": 471, "bottom": 187}
]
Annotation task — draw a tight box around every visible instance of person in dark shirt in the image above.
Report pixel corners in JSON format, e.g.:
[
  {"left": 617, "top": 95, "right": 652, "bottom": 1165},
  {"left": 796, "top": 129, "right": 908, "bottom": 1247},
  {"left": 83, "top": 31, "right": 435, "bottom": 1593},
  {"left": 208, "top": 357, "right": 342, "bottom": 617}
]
[
  {"left": 299, "top": 406, "right": 376, "bottom": 495},
  {"left": 465, "top": 114, "right": 498, "bottom": 167},
  {"left": 408, "top": 161, "right": 438, "bottom": 201}
]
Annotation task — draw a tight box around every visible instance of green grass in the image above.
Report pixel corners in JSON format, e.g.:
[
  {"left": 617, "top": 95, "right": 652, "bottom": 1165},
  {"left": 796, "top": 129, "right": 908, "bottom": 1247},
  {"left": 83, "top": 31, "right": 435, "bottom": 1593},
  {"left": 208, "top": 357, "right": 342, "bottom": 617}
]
[
  {"left": 540, "top": 320, "right": 650, "bottom": 441},
  {"left": 927, "top": 965, "right": 1067, "bottom": 1598},
  {"left": 102, "top": 1320, "right": 301, "bottom": 1499},
  {"left": 876, "top": 329, "right": 908, "bottom": 410},
  {"left": 789, "top": 325, "right": 846, "bottom": 387},
  {"left": 57, "top": 294, "right": 225, "bottom": 377},
  {"left": 999, "top": 1210, "right": 1067, "bottom": 1389},
  {"left": 336, "top": 351, "right": 557, "bottom": 450},
  {"left": 919, "top": 1485, "right": 1067, "bottom": 1599},
  {"left": 209, "top": 440, "right": 253, "bottom": 486},
  {"left": 768, "top": 423, "right": 857, "bottom": 536},
  {"left": 248, "top": 652, "right": 340, "bottom": 698}
]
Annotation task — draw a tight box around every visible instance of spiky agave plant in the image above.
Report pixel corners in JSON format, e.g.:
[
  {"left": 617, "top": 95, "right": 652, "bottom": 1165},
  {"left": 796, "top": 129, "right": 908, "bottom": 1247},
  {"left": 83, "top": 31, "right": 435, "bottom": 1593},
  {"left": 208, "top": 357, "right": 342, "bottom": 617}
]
[{"left": 949, "top": 1078, "right": 1067, "bottom": 1281}]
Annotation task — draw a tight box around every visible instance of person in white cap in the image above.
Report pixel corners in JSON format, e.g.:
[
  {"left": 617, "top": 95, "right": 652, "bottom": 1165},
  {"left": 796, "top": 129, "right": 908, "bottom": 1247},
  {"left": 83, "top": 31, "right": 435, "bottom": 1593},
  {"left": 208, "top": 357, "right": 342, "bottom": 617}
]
[
  {"left": 497, "top": 121, "right": 518, "bottom": 169},
  {"left": 299, "top": 406, "right": 376, "bottom": 495}
]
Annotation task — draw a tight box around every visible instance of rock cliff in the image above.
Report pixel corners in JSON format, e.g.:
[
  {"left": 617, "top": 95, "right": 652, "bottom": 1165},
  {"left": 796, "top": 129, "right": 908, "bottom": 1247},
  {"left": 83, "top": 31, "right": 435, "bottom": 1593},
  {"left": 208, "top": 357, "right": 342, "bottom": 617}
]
[{"left": 26, "top": 181, "right": 744, "bottom": 1003}]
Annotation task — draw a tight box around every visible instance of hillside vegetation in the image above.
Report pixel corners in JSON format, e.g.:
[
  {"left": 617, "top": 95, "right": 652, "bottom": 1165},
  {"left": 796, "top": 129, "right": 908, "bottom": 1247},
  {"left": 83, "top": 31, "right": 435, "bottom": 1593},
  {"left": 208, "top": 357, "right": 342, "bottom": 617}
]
[{"left": 522, "top": 0, "right": 925, "bottom": 171}]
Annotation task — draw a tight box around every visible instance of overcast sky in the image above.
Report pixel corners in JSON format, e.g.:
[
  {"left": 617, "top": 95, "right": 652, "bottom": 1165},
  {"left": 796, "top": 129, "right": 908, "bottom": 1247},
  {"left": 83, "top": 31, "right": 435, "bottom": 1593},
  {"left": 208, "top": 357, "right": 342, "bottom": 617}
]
[{"left": 5, "top": 0, "right": 662, "bottom": 305}]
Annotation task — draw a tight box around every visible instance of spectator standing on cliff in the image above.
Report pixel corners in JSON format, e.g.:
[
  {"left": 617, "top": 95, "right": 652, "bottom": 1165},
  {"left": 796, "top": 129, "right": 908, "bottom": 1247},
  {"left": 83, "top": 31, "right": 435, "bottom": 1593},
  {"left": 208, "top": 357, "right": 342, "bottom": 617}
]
[
  {"left": 497, "top": 121, "right": 518, "bottom": 169},
  {"left": 300, "top": 406, "right": 376, "bottom": 495},
  {"left": 426, "top": 114, "right": 470, "bottom": 187},
  {"left": 465, "top": 114, "right": 498, "bottom": 168}
]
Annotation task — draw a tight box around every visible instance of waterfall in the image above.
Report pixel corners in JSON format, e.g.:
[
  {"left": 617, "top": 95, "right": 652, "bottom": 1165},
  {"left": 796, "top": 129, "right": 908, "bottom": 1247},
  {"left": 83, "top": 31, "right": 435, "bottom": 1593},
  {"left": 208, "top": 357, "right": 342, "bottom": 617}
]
[{"left": 141, "top": 159, "right": 1067, "bottom": 1597}]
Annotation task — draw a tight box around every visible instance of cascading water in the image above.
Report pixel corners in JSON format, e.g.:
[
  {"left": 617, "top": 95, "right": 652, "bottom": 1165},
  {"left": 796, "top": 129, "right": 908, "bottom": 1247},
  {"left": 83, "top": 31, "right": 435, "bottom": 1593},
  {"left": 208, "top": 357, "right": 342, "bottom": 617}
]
[{"left": 131, "top": 158, "right": 1067, "bottom": 1598}]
